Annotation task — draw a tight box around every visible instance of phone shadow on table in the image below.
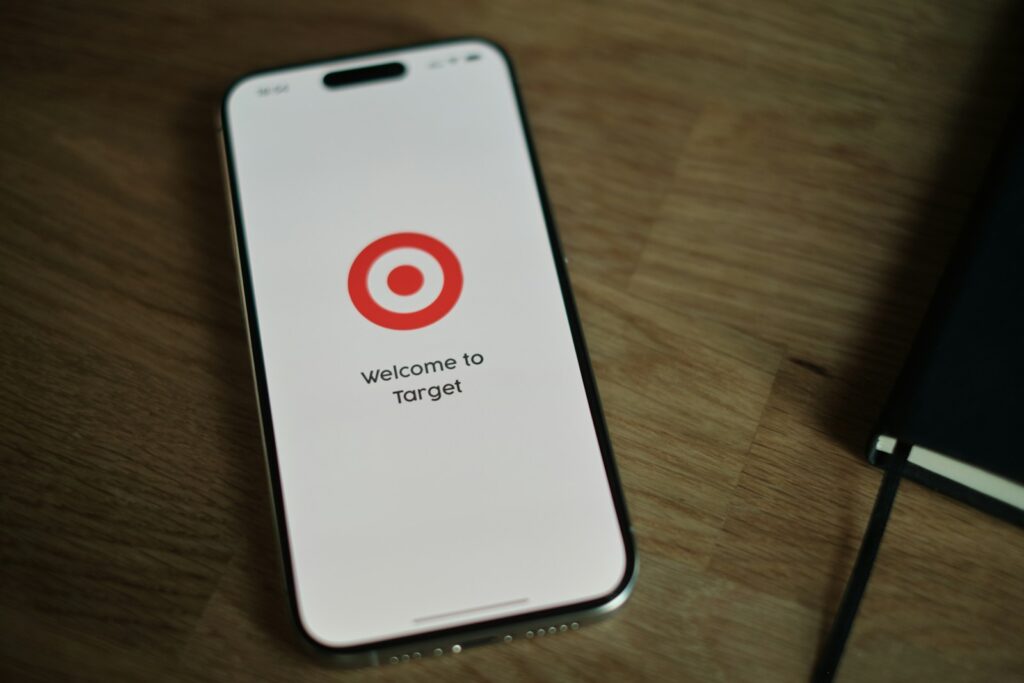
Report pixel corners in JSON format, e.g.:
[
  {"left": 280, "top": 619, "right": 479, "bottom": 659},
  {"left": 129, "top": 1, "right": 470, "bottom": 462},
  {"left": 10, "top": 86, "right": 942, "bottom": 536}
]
[{"left": 815, "top": 0, "right": 1024, "bottom": 654}]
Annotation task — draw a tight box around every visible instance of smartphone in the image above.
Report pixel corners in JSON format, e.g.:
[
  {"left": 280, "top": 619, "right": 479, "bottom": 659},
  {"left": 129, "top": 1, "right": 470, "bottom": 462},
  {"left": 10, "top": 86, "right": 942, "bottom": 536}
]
[{"left": 219, "top": 37, "right": 635, "bottom": 666}]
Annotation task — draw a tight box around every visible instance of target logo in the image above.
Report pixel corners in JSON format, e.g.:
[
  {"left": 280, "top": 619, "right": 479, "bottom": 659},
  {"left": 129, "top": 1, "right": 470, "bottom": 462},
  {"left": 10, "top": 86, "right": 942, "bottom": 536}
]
[{"left": 347, "top": 232, "right": 463, "bottom": 330}]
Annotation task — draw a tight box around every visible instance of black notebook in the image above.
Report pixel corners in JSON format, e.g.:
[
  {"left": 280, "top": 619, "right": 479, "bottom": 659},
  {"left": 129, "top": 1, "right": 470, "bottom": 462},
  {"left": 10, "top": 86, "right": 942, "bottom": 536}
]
[{"left": 868, "top": 102, "right": 1024, "bottom": 526}]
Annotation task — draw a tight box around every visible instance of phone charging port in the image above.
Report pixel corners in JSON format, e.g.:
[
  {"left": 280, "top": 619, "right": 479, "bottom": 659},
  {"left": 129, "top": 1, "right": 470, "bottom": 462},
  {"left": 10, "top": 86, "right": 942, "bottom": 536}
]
[{"left": 457, "top": 635, "right": 499, "bottom": 651}]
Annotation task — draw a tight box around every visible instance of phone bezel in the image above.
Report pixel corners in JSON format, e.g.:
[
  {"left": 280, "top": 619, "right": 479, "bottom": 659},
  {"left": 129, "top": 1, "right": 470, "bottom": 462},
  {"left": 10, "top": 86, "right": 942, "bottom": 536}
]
[{"left": 219, "top": 36, "right": 637, "bottom": 664}]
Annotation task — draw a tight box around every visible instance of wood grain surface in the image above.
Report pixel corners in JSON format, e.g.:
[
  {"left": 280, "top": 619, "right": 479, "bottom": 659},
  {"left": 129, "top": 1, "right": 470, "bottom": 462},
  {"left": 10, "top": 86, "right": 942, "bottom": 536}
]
[{"left": 2, "top": 1, "right": 1022, "bottom": 681}]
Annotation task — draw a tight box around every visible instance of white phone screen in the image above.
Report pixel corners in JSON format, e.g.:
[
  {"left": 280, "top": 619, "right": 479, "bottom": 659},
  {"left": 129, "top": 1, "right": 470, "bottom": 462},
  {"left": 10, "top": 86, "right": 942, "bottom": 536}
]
[{"left": 224, "top": 39, "right": 629, "bottom": 648}]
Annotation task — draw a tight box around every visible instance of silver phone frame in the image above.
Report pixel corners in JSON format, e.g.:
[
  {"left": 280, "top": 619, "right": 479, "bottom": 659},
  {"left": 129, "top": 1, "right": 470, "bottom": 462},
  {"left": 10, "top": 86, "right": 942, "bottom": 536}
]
[{"left": 217, "top": 36, "right": 637, "bottom": 667}]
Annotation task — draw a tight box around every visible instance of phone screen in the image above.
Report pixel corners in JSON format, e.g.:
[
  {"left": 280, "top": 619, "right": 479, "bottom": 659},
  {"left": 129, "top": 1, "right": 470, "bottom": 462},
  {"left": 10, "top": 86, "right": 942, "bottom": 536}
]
[{"left": 223, "top": 39, "right": 630, "bottom": 649}]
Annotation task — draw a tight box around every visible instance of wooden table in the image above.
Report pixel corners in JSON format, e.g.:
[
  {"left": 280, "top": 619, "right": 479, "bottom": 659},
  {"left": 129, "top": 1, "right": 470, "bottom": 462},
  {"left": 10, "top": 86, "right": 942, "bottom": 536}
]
[{"left": 2, "top": 1, "right": 1022, "bottom": 681}]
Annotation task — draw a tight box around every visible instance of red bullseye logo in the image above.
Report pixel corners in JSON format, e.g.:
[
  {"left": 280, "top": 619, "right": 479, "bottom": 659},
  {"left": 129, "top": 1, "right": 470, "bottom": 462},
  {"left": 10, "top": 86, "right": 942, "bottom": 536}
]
[{"left": 347, "top": 232, "right": 462, "bottom": 330}]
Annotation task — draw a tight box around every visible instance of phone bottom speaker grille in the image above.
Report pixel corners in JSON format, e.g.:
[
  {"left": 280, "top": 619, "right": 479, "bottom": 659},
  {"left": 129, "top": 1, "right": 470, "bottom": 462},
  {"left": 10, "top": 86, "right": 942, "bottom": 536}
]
[{"left": 384, "top": 622, "right": 582, "bottom": 664}]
